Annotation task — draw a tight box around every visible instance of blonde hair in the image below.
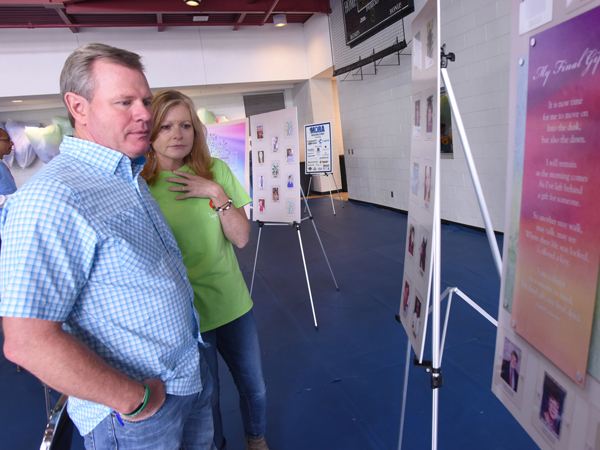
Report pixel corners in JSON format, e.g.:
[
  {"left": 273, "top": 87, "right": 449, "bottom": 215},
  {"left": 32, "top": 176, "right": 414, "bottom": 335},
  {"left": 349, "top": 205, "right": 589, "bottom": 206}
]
[{"left": 141, "top": 90, "right": 213, "bottom": 185}]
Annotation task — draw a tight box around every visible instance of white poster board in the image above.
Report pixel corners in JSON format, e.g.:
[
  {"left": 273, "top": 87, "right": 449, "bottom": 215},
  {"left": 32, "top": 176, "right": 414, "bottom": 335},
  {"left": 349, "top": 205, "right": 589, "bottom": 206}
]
[
  {"left": 304, "top": 122, "right": 333, "bottom": 174},
  {"left": 250, "top": 107, "right": 301, "bottom": 223},
  {"left": 492, "top": 3, "right": 600, "bottom": 450},
  {"left": 398, "top": 0, "right": 439, "bottom": 362}
]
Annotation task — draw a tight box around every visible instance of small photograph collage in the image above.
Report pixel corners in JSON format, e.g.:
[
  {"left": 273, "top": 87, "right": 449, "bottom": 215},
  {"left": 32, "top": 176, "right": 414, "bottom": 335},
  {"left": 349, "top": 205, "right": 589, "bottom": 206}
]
[
  {"left": 405, "top": 218, "right": 431, "bottom": 284},
  {"left": 410, "top": 157, "right": 433, "bottom": 212},
  {"left": 412, "top": 17, "right": 436, "bottom": 76},
  {"left": 491, "top": 330, "right": 600, "bottom": 450},
  {"left": 253, "top": 117, "right": 298, "bottom": 219},
  {"left": 413, "top": 91, "right": 435, "bottom": 141}
]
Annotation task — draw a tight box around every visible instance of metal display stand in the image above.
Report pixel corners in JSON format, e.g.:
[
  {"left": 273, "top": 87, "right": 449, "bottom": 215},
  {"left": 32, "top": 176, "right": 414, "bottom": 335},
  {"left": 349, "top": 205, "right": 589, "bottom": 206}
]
[
  {"left": 304, "top": 173, "right": 344, "bottom": 216},
  {"left": 250, "top": 186, "right": 339, "bottom": 328},
  {"left": 396, "top": 38, "right": 503, "bottom": 450}
]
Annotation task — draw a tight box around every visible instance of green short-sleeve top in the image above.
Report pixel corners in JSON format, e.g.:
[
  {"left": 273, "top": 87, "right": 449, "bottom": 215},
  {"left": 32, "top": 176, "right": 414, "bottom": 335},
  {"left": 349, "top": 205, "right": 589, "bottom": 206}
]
[{"left": 148, "top": 158, "right": 253, "bottom": 332}]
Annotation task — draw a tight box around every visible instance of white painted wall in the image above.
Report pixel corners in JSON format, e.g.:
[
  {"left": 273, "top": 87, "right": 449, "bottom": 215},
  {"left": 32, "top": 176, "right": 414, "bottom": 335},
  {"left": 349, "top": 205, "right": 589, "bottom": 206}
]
[
  {"left": 303, "top": 13, "right": 334, "bottom": 79},
  {"left": 337, "top": 0, "right": 510, "bottom": 231},
  {"left": 0, "top": 24, "right": 311, "bottom": 98}
]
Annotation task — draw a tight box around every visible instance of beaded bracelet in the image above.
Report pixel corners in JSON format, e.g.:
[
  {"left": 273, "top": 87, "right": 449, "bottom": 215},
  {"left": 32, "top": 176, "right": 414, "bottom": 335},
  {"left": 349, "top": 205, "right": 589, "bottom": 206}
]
[
  {"left": 122, "top": 383, "right": 150, "bottom": 418},
  {"left": 211, "top": 198, "right": 234, "bottom": 212}
]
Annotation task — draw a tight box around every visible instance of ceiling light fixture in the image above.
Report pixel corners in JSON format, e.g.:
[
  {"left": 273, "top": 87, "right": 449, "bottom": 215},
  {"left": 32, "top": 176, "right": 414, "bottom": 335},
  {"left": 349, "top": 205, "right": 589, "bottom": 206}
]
[
  {"left": 185, "top": 0, "right": 200, "bottom": 6},
  {"left": 12, "top": 100, "right": 23, "bottom": 103},
  {"left": 273, "top": 14, "right": 287, "bottom": 27}
]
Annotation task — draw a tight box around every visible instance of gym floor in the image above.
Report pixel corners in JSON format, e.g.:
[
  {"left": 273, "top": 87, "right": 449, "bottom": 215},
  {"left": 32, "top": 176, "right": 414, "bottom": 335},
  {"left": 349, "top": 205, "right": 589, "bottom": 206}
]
[{"left": 1, "top": 196, "right": 537, "bottom": 449}]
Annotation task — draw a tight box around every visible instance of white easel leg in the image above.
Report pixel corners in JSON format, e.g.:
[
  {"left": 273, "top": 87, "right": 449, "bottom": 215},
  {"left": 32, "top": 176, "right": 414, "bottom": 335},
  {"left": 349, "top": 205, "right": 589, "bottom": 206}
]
[
  {"left": 304, "top": 176, "right": 313, "bottom": 214},
  {"left": 296, "top": 224, "right": 318, "bottom": 329},
  {"left": 441, "top": 67, "right": 502, "bottom": 279},
  {"left": 397, "top": 338, "right": 412, "bottom": 450},
  {"left": 301, "top": 187, "right": 339, "bottom": 290},
  {"left": 250, "top": 222, "right": 264, "bottom": 296},
  {"left": 326, "top": 173, "right": 336, "bottom": 215},
  {"left": 331, "top": 172, "right": 344, "bottom": 208}
]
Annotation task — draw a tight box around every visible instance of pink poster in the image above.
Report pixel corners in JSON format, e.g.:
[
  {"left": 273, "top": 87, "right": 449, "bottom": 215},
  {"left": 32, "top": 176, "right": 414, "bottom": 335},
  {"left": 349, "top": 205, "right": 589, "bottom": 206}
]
[{"left": 512, "top": 7, "right": 600, "bottom": 387}]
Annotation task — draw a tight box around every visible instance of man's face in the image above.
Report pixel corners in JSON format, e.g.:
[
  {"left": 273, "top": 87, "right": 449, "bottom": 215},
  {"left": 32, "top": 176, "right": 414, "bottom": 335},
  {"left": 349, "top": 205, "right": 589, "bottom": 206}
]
[
  {"left": 77, "top": 60, "right": 153, "bottom": 159},
  {"left": 510, "top": 354, "right": 518, "bottom": 369},
  {"left": 0, "top": 130, "right": 13, "bottom": 158}
]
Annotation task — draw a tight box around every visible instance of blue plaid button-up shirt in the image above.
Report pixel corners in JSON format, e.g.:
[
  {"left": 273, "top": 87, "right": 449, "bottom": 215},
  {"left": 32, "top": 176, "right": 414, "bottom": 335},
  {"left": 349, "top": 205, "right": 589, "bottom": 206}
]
[{"left": 0, "top": 136, "right": 204, "bottom": 435}]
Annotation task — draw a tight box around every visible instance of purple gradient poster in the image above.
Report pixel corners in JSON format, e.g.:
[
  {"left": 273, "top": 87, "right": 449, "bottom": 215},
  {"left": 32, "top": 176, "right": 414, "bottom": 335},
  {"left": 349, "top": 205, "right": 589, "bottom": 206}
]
[
  {"left": 512, "top": 7, "right": 600, "bottom": 386},
  {"left": 205, "top": 119, "right": 249, "bottom": 194}
]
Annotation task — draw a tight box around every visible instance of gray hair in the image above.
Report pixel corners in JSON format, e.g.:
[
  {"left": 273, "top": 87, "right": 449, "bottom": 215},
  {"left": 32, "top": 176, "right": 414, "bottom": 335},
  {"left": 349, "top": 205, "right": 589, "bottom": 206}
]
[{"left": 60, "top": 43, "right": 145, "bottom": 127}]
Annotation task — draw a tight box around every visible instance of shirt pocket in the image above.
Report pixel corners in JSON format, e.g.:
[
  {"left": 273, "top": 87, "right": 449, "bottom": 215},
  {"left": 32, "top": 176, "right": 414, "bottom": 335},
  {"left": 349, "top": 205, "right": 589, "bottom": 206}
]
[{"left": 102, "top": 206, "right": 162, "bottom": 273}]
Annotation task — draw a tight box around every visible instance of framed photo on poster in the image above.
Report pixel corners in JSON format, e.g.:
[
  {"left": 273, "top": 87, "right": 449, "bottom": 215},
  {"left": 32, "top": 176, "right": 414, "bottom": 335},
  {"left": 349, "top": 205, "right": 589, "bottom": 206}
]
[{"left": 304, "top": 122, "right": 333, "bottom": 175}]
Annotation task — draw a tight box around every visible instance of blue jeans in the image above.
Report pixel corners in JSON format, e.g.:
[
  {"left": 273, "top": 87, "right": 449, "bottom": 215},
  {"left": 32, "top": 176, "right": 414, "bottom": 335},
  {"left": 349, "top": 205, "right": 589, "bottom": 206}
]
[
  {"left": 84, "top": 357, "right": 216, "bottom": 450},
  {"left": 201, "top": 309, "right": 267, "bottom": 450}
]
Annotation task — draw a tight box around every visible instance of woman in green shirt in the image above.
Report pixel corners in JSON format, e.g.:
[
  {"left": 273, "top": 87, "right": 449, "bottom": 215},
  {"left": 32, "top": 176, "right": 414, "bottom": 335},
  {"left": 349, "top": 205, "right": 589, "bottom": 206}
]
[{"left": 141, "top": 90, "right": 269, "bottom": 450}]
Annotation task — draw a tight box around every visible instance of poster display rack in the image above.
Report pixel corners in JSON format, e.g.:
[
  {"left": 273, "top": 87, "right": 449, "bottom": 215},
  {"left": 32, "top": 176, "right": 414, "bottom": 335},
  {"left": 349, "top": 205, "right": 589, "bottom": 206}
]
[
  {"left": 396, "top": 1, "right": 503, "bottom": 449},
  {"left": 249, "top": 186, "right": 339, "bottom": 329},
  {"left": 250, "top": 110, "right": 339, "bottom": 328},
  {"left": 304, "top": 121, "right": 343, "bottom": 215},
  {"left": 492, "top": 3, "right": 600, "bottom": 450}
]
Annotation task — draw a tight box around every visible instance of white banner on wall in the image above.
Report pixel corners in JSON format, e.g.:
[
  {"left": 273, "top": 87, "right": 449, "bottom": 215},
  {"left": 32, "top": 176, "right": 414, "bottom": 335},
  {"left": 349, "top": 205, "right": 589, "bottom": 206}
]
[
  {"left": 304, "top": 122, "right": 333, "bottom": 174},
  {"left": 250, "top": 107, "right": 301, "bottom": 224}
]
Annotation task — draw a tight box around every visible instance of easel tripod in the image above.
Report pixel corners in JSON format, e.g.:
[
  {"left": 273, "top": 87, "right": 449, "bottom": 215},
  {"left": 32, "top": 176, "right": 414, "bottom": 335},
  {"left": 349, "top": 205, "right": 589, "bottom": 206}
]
[
  {"left": 250, "top": 186, "right": 339, "bottom": 329},
  {"left": 396, "top": 41, "right": 503, "bottom": 450}
]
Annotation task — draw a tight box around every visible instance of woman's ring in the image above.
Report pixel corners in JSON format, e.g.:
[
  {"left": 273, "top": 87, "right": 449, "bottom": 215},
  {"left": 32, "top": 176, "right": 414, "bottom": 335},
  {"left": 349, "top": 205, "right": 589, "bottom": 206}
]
[{"left": 181, "top": 186, "right": 185, "bottom": 191}]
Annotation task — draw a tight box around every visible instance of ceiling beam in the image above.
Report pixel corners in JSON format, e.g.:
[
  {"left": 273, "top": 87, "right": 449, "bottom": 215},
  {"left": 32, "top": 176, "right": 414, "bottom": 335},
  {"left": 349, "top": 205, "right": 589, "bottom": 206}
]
[
  {"left": 49, "top": 5, "right": 79, "bottom": 33},
  {"left": 260, "top": 0, "right": 279, "bottom": 26},
  {"left": 233, "top": 13, "right": 246, "bottom": 32},
  {"left": 156, "top": 12, "right": 164, "bottom": 32}
]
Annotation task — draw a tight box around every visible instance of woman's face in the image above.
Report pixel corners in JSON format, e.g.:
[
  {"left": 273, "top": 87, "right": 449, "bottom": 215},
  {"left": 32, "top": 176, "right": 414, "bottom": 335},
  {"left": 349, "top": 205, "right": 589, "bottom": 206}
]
[{"left": 151, "top": 103, "right": 195, "bottom": 170}]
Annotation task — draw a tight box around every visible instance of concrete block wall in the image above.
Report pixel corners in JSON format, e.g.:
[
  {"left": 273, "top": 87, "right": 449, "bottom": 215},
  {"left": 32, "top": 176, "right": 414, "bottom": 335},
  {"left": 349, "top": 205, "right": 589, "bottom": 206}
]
[
  {"left": 336, "top": 0, "right": 510, "bottom": 231},
  {"left": 440, "top": 0, "right": 511, "bottom": 231}
]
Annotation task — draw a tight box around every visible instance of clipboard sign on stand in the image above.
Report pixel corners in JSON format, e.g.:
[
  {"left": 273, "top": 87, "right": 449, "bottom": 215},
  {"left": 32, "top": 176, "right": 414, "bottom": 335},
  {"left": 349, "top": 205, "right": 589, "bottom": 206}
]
[{"left": 304, "top": 122, "right": 344, "bottom": 215}]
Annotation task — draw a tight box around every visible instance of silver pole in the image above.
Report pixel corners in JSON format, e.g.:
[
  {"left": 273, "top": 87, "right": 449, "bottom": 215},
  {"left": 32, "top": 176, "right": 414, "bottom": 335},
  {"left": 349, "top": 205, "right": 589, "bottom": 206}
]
[
  {"left": 326, "top": 174, "right": 336, "bottom": 215},
  {"left": 296, "top": 226, "right": 318, "bottom": 328},
  {"left": 397, "top": 339, "right": 412, "bottom": 450},
  {"left": 432, "top": 3, "right": 442, "bottom": 449},
  {"left": 441, "top": 67, "right": 503, "bottom": 279},
  {"left": 250, "top": 224, "right": 263, "bottom": 296}
]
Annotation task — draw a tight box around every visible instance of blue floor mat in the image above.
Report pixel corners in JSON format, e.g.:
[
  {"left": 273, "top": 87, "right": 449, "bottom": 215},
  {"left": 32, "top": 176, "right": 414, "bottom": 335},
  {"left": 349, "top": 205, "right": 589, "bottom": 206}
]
[{"left": 0, "top": 197, "right": 536, "bottom": 449}]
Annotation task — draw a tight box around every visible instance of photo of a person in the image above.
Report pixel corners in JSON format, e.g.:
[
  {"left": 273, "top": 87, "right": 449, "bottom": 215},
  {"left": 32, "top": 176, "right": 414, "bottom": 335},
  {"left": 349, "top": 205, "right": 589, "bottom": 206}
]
[
  {"left": 412, "top": 163, "right": 419, "bottom": 195},
  {"left": 272, "top": 187, "right": 279, "bottom": 202},
  {"left": 287, "top": 175, "right": 293, "bottom": 188},
  {"left": 408, "top": 224, "right": 415, "bottom": 256},
  {"left": 258, "top": 175, "right": 265, "bottom": 189},
  {"left": 257, "top": 150, "right": 264, "bottom": 164},
  {"left": 286, "top": 199, "right": 294, "bottom": 214},
  {"left": 413, "top": 31, "right": 422, "bottom": 70},
  {"left": 539, "top": 374, "right": 566, "bottom": 438},
  {"left": 419, "top": 236, "right": 427, "bottom": 272},
  {"left": 415, "top": 100, "right": 421, "bottom": 128},
  {"left": 426, "top": 95, "right": 433, "bottom": 134},
  {"left": 286, "top": 148, "right": 294, "bottom": 163},
  {"left": 258, "top": 198, "right": 265, "bottom": 212},
  {"left": 257, "top": 125, "right": 264, "bottom": 140},
  {"left": 271, "top": 161, "right": 279, "bottom": 178},
  {"left": 500, "top": 343, "right": 521, "bottom": 393},
  {"left": 271, "top": 136, "right": 279, "bottom": 152},
  {"left": 424, "top": 166, "right": 431, "bottom": 203},
  {"left": 402, "top": 281, "right": 411, "bottom": 316},
  {"left": 284, "top": 120, "right": 293, "bottom": 137},
  {"left": 426, "top": 18, "right": 434, "bottom": 69},
  {"left": 412, "top": 297, "right": 422, "bottom": 338}
]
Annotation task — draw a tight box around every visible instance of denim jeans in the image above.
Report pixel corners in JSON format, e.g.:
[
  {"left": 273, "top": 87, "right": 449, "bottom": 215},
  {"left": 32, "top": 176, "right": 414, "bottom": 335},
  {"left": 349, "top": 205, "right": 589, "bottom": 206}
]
[
  {"left": 201, "top": 309, "right": 267, "bottom": 450},
  {"left": 84, "top": 357, "right": 216, "bottom": 450}
]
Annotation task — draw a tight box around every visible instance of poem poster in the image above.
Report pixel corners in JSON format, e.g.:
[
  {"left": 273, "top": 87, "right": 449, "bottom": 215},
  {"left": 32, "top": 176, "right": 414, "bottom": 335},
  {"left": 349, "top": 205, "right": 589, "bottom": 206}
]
[{"left": 512, "top": 7, "right": 600, "bottom": 387}]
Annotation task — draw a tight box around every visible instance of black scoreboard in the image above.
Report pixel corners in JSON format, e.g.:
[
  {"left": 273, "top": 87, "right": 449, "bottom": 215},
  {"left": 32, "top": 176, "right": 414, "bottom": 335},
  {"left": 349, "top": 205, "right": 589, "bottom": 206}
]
[{"left": 342, "top": 0, "right": 415, "bottom": 48}]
